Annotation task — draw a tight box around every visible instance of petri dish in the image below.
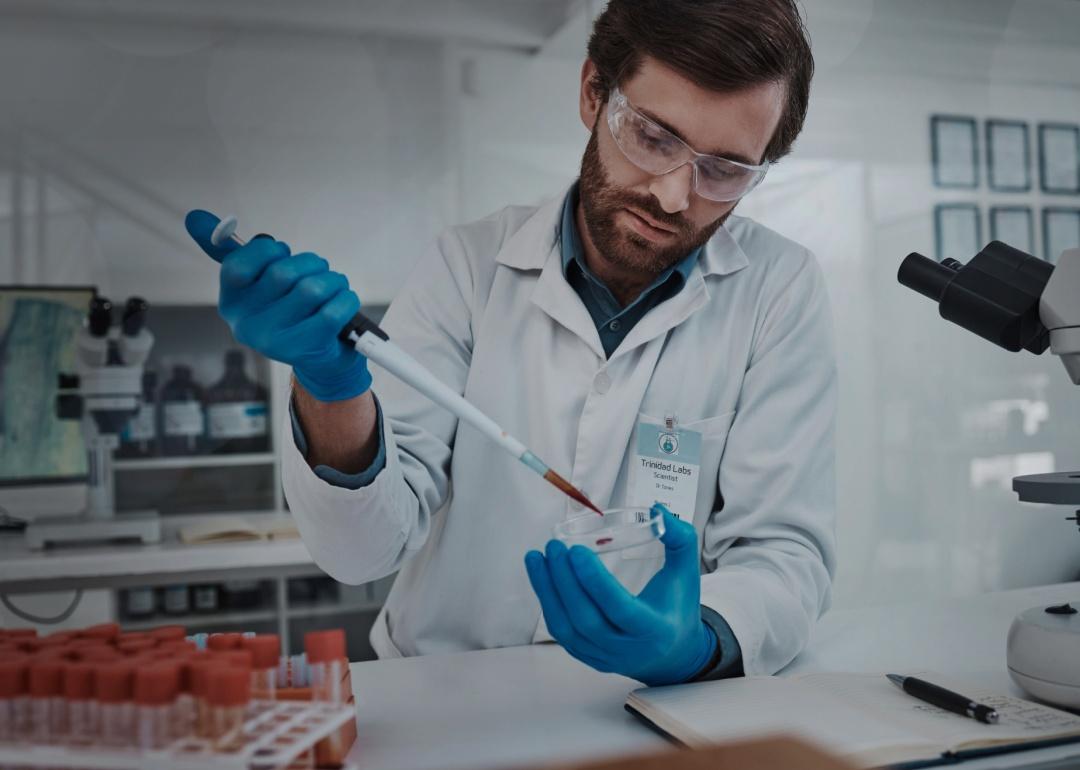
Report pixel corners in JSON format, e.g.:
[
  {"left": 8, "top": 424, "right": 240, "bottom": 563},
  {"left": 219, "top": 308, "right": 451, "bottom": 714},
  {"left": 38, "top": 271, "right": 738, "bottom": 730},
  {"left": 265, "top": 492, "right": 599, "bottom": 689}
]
[{"left": 553, "top": 507, "right": 665, "bottom": 554}]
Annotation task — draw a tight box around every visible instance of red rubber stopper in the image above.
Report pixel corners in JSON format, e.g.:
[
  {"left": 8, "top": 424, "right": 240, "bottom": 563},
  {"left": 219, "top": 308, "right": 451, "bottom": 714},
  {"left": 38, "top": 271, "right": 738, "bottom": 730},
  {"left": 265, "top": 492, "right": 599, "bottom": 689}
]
[
  {"left": 0, "top": 660, "right": 27, "bottom": 697},
  {"left": 63, "top": 663, "right": 96, "bottom": 699},
  {"left": 134, "top": 664, "right": 180, "bottom": 706},
  {"left": 207, "top": 666, "right": 251, "bottom": 707},
  {"left": 78, "top": 623, "right": 120, "bottom": 640},
  {"left": 207, "top": 633, "right": 243, "bottom": 651},
  {"left": 305, "top": 630, "right": 346, "bottom": 664},
  {"left": 95, "top": 664, "right": 134, "bottom": 704},
  {"left": 29, "top": 661, "right": 64, "bottom": 697},
  {"left": 148, "top": 625, "right": 187, "bottom": 642},
  {"left": 242, "top": 635, "right": 280, "bottom": 670}
]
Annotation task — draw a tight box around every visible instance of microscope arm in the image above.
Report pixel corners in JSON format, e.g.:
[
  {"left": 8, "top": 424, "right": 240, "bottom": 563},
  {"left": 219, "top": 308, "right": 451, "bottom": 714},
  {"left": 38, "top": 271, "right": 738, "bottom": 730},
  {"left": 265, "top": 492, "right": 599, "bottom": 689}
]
[{"left": 1040, "top": 248, "right": 1080, "bottom": 384}]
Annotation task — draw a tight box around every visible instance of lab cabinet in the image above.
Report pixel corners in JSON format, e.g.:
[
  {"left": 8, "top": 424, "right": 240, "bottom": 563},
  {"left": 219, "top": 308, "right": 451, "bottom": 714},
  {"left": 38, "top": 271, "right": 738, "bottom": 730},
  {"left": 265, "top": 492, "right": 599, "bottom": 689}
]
[{"left": 108, "top": 303, "right": 392, "bottom": 656}]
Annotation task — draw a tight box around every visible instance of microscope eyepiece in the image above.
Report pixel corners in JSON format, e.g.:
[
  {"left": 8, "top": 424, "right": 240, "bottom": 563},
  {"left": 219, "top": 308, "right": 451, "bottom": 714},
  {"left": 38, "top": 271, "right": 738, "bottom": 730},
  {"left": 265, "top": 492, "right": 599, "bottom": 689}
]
[
  {"left": 122, "top": 297, "right": 150, "bottom": 336},
  {"left": 87, "top": 297, "right": 113, "bottom": 337},
  {"left": 898, "top": 252, "right": 958, "bottom": 302},
  {"left": 897, "top": 241, "right": 1053, "bottom": 355}
]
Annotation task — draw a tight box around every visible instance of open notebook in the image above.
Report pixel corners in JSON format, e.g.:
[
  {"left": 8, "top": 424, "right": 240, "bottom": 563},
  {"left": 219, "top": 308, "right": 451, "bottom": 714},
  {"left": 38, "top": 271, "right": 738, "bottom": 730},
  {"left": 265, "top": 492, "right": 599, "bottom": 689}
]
[{"left": 625, "top": 671, "right": 1080, "bottom": 768}]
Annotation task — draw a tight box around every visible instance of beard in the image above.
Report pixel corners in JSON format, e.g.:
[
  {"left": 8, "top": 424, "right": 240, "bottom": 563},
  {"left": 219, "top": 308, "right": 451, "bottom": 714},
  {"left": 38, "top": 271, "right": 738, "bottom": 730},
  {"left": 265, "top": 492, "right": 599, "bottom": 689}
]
[{"left": 578, "top": 126, "right": 731, "bottom": 277}]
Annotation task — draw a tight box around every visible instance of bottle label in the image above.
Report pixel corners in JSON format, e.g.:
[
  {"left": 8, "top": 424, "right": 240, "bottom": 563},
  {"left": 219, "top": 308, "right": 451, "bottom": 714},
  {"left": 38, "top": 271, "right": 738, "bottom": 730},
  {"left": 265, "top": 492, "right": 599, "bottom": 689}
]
[
  {"left": 163, "top": 402, "right": 205, "bottom": 437},
  {"left": 123, "top": 405, "right": 156, "bottom": 442},
  {"left": 207, "top": 402, "right": 268, "bottom": 439}
]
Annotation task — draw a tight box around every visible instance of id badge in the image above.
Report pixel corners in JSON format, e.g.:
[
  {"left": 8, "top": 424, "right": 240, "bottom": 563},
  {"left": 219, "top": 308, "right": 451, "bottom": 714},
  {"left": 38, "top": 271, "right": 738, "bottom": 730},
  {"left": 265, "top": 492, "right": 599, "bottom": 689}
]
[{"left": 629, "top": 415, "right": 702, "bottom": 521}]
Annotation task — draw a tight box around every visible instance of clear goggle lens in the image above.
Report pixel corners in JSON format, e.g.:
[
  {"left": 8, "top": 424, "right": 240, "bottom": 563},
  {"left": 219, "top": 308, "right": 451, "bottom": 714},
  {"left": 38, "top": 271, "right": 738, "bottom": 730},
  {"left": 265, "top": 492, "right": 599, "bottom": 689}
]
[{"left": 607, "top": 87, "right": 769, "bottom": 203}]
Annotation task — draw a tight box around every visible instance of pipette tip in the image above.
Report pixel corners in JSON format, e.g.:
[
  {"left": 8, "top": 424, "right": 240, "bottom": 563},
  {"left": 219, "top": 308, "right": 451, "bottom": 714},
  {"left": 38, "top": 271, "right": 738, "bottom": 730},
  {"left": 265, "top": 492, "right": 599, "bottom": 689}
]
[{"left": 543, "top": 470, "right": 604, "bottom": 515}]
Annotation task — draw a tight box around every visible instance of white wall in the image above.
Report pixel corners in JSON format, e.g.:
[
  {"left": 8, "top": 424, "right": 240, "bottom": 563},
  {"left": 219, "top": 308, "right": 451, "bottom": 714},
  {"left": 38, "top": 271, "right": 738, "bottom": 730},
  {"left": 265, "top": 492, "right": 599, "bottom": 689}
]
[{"left": 0, "top": 16, "right": 456, "bottom": 304}]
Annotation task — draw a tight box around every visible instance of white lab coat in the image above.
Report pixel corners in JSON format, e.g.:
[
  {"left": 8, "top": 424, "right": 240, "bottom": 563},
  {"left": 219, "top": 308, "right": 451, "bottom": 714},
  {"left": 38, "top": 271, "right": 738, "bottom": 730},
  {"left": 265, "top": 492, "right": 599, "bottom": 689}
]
[{"left": 282, "top": 186, "right": 837, "bottom": 676}]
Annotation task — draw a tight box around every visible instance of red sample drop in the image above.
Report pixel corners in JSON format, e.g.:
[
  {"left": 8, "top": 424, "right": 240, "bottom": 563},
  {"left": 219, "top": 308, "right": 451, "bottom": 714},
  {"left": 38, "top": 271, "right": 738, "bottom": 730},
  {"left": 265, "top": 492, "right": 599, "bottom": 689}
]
[{"left": 595, "top": 537, "right": 613, "bottom": 546}]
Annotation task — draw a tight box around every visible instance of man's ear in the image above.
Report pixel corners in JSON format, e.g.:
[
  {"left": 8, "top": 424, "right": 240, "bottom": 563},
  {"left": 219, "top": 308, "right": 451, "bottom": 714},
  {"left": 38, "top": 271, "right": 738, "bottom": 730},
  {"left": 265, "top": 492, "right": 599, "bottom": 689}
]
[{"left": 579, "top": 58, "right": 603, "bottom": 131}]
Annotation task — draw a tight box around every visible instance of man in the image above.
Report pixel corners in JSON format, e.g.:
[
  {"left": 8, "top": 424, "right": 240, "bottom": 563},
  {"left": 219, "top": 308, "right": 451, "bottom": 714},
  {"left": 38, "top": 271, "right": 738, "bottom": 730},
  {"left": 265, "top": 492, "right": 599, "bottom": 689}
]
[{"left": 191, "top": 0, "right": 836, "bottom": 684}]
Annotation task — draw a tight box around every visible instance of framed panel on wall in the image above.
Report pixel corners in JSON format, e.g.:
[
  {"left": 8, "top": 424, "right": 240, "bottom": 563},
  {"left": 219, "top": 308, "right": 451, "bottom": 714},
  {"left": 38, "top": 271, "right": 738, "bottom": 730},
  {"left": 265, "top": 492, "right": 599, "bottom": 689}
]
[
  {"left": 1042, "top": 207, "right": 1080, "bottom": 264},
  {"left": 986, "top": 120, "right": 1031, "bottom": 192},
  {"left": 935, "top": 204, "right": 982, "bottom": 262},
  {"left": 1038, "top": 123, "right": 1080, "bottom": 195},
  {"left": 931, "top": 115, "right": 979, "bottom": 189},
  {"left": 990, "top": 207, "right": 1035, "bottom": 254}
]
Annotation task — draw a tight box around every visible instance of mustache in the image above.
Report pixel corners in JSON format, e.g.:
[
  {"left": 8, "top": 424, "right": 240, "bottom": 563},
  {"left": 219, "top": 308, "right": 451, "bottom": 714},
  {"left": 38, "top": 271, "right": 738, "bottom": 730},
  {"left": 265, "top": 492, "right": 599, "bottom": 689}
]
[{"left": 608, "top": 191, "right": 690, "bottom": 234}]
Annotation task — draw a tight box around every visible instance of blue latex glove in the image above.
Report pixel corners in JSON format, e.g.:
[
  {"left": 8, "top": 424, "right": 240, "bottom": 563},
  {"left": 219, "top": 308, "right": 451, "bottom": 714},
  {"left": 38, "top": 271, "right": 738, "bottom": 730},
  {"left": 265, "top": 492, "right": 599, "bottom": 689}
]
[
  {"left": 185, "top": 210, "right": 371, "bottom": 402},
  {"left": 525, "top": 504, "right": 718, "bottom": 686}
]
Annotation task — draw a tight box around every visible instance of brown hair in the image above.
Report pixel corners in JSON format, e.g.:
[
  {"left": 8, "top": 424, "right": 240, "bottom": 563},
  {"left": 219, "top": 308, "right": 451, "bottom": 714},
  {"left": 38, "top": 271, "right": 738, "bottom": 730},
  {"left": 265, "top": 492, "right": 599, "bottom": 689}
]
[{"left": 587, "top": 0, "right": 814, "bottom": 164}]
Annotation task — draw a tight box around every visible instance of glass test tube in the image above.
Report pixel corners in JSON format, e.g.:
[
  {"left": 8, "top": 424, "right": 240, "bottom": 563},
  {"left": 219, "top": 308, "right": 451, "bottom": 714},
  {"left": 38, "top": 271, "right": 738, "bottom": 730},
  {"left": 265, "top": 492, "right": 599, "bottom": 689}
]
[
  {"left": 28, "top": 660, "right": 65, "bottom": 743},
  {"left": 95, "top": 663, "right": 134, "bottom": 747},
  {"left": 207, "top": 666, "right": 251, "bottom": 749},
  {"left": 242, "top": 635, "right": 280, "bottom": 699},
  {"left": 63, "top": 663, "right": 98, "bottom": 743},
  {"left": 0, "top": 659, "right": 28, "bottom": 742},
  {"left": 134, "top": 664, "right": 180, "bottom": 750},
  {"left": 305, "top": 630, "right": 349, "bottom": 767}
]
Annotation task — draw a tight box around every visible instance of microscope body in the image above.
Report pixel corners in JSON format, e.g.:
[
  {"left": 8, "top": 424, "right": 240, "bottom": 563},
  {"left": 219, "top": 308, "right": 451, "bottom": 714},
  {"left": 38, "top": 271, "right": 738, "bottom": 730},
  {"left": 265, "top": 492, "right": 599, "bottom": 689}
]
[
  {"left": 25, "top": 297, "right": 161, "bottom": 548},
  {"left": 899, "top": 244, "right": 1080, "bottom": 708}
]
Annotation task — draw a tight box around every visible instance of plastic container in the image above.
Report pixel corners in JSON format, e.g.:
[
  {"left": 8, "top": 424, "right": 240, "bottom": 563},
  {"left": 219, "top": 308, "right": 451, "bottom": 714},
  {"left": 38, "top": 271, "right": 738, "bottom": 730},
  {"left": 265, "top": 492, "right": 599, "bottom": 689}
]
[
  {"left": 553, "top": 506, "right": 665, "bottom": 553},
  {"left": 159, "top": 364, "right": 206, "bottom": 456},
  {"left": 163, "top": 585, "right": 191, "bottom": 615},
  {"left": 118, "top": 370, "right": 158, "bottom": 458},
  {"left": 205, "top": 350, "right": 270, "bottom": 454}
]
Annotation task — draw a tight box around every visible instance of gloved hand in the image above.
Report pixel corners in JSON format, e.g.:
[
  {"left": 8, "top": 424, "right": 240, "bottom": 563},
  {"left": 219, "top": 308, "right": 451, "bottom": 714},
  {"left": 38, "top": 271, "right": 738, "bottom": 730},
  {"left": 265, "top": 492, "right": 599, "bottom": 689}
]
[
  {"left": 524, "top": 504, "right": 718, "bottom": 686},
  {"left": 185, "top": 212, "right": 371, "bottom": 402}
]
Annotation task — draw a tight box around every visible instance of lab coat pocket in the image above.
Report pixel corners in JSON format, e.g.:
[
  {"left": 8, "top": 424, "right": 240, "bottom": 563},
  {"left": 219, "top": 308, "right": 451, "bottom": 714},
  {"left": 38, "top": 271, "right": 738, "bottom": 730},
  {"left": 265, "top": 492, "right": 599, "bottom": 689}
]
[{"left": 621, "top": 410, "right": 736, "bottom": 562}]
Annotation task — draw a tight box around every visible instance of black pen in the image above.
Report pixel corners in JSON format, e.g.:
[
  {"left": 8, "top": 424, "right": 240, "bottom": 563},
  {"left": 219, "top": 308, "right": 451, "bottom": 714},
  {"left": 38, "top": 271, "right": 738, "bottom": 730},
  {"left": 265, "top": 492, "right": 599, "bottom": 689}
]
[{"left": 887, "top": 674, "right": 999, "bottom": 724}]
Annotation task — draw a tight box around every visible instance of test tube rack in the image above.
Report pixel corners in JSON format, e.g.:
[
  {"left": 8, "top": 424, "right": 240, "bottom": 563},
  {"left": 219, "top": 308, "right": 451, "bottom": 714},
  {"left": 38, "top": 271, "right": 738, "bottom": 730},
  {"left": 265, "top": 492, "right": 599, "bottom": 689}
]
[{"left": 0, "top": 700, "right": 356, "bottom": 770}]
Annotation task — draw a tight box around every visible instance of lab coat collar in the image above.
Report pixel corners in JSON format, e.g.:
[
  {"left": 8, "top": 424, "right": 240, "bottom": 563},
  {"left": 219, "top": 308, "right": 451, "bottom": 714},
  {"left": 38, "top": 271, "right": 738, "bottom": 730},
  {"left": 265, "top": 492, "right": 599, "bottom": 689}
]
[
  {"left": 494, "top": 185, "right": 750, "bottom": 279},
  {"left": 493, "top": 186, "right": 750, "bottom": 361}
]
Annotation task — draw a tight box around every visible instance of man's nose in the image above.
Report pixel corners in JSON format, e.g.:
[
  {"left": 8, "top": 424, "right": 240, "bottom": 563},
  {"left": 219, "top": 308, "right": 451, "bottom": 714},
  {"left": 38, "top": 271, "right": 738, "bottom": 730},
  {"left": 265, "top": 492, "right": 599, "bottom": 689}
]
[{"left": 648, "top": 163, "right": 693, "bottom": 214}]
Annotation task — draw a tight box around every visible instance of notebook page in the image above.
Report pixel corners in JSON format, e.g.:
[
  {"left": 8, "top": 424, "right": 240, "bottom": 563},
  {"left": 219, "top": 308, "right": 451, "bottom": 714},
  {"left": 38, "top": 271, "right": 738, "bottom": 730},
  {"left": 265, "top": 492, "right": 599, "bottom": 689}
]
[
  {"left": 627, "top": 676, "right": 939, "bottom": 759},
  {"left": 798, "top": 672, "right": 1080, "bottom": 751}
]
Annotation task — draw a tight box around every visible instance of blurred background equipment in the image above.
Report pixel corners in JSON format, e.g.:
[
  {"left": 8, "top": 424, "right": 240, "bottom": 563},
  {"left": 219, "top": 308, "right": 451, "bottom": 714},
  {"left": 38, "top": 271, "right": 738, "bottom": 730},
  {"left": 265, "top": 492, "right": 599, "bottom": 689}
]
[{"left": 24, "top": 293, "right": 161, "bottom": 548}]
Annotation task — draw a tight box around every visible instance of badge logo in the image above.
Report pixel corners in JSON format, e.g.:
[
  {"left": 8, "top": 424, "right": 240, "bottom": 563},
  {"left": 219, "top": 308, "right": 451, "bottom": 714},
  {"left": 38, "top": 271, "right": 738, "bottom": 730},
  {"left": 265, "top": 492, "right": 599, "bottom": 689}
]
[{"left": 658, "top": 432, "right": 679, "bottom": 455}]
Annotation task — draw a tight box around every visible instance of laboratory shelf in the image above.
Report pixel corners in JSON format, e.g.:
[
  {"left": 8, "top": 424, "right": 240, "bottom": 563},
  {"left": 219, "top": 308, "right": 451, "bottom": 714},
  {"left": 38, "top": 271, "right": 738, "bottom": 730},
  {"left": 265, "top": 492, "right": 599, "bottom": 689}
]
[
  {"left": 113, "top": 452, "right": 277, "bottom": 471},
  {"left": 118, "top": 601, "right": 382, "bottom": 632},
  {"left": 120, "top": 608, "right": 280, "bottom": 631}
]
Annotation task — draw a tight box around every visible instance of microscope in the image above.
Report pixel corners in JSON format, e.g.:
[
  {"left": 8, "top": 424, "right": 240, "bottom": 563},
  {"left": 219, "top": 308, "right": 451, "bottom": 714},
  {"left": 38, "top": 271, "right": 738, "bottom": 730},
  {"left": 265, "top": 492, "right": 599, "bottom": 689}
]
[
  {"left": 24, "top": 296, "right": 162, "bottom": 549},
  {"left": 899, "top": 242, "right": 1080, "bottom": 708}
]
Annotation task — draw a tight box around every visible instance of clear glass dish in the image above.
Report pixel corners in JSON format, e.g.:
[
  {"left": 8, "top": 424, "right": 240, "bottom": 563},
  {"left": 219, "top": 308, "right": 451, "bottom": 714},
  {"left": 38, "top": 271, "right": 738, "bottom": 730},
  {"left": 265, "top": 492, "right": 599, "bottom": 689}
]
[{"left": 552, "top": 507, "right": 665, "bottom": 554}]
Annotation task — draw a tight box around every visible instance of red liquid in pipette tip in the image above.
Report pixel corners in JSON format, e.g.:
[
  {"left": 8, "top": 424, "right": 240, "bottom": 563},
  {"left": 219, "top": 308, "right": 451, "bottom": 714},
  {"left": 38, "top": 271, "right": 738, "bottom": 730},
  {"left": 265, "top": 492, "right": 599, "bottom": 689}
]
[{"left": 542, "top": 470, "right": 604, "bottom": 515}]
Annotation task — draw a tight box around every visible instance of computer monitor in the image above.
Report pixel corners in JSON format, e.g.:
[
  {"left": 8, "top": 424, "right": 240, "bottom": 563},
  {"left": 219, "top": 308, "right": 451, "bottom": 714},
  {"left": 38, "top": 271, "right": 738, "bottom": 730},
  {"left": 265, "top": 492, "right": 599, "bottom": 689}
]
[{"left": 0, "top": 286, "right": 95, "bottom": 519}]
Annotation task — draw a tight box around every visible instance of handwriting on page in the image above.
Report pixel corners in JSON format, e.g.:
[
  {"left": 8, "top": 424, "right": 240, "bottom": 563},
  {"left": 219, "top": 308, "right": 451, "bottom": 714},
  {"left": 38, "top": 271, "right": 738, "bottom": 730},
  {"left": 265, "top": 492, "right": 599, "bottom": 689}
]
[
  {"left": 987, "top": 695, "right": 1080, "bottom": 732},
  {"left": 907, "top": 694, "right": 1080, "bottom": 732}
]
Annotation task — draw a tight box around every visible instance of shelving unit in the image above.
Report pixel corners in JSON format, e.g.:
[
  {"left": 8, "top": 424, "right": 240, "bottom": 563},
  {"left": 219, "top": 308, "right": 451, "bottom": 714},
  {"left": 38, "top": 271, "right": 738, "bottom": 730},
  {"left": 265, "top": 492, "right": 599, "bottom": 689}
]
[{"left": 114, "top": 453, "right": 277, "bottom": 471}]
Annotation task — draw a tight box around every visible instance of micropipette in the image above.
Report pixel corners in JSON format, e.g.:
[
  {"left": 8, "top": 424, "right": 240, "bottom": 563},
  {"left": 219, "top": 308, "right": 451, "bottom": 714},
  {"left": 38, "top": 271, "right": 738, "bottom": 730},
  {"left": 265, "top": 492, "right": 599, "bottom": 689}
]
[{"left": 191, "top": 211, "right": 603, "bottom": 516}]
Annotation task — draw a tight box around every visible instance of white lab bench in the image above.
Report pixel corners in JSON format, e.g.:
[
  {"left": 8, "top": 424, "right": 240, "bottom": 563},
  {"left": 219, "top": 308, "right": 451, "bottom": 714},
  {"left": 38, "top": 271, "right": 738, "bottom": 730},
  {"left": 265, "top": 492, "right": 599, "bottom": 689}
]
[{"left": 344, "top": 581, "right": 1080, "bottom": 770}]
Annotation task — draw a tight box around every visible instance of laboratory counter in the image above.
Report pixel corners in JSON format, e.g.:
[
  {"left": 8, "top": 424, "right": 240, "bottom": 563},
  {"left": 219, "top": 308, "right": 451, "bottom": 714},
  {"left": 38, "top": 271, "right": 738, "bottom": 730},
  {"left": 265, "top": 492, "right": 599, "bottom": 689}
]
[
  {"left": 344, "top": 580, "right": 1080, "bottom": 770},
  {"left": 0, "top": 513, "right": 318, "bottom": 594}
]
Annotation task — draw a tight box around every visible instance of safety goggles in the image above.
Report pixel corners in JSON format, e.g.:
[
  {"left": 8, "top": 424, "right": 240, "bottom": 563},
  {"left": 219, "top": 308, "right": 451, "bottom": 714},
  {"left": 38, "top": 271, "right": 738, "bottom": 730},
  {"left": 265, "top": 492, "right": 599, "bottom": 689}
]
[{"left": 606, "top": 86, "right": 770, "bottom": 202}]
